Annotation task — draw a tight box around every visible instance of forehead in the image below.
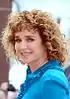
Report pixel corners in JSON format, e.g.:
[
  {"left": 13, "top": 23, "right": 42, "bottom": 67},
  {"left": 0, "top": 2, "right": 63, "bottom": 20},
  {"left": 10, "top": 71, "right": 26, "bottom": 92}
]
[{"left": 15, "top": 29, "right": 40, "bottom": 38}]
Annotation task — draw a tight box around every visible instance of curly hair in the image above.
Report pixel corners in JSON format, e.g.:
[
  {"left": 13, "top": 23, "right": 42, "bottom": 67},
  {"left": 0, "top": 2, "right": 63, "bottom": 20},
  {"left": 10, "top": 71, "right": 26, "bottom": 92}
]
[{"left": 1, "top": 9, "right": 67, "bottom": 65}]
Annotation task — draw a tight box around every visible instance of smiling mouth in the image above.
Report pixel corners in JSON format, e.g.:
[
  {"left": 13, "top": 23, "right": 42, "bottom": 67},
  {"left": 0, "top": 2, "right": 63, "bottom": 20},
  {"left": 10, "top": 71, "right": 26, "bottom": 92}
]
[{"left": 21, "top": 52, "right": 32, "bottom": 56}]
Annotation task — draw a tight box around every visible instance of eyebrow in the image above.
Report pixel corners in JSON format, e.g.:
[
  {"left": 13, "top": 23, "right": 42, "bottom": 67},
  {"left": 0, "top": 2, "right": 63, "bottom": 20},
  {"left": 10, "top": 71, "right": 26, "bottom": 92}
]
[
  {"left": 15, "top": 35, "right": 36, "bottom": 39},
  {"left": 24, "top": 35, "right": 36, "bottom": 38},
  {"left": 15, "top": 36, "right": 19, "bottom": 39}
]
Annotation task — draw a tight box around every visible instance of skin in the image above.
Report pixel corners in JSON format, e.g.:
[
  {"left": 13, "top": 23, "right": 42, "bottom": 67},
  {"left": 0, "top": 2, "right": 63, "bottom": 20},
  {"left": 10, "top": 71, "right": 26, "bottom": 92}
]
[
  {"left": 15, "top": 29, "right": 48, "bottom": 72},
  {"left": 7, "top": 91, "right": 18, "bottom": 99},
  {"left": 0, "top": 90, "right": 6, "bottom": 99}
]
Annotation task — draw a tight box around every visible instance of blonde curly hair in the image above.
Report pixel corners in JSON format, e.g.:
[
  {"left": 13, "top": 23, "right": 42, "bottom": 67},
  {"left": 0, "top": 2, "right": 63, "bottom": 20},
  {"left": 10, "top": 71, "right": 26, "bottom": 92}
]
[{"left": 1, "top": 9, "right": 67, "bottom": 65}]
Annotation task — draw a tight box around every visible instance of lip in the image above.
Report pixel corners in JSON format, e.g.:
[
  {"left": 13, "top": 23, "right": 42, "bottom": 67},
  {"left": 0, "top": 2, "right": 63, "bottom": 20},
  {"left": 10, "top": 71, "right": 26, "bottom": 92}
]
[{"left": 20, "top": 52, "right": 32, "bottom": 56}]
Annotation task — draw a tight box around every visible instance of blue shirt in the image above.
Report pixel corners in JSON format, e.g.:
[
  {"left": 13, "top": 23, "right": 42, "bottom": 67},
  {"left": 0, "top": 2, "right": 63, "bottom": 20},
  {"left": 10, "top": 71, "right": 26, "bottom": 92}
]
[{"left": 16, "top": 60, "right": 69, "bottom": 99}]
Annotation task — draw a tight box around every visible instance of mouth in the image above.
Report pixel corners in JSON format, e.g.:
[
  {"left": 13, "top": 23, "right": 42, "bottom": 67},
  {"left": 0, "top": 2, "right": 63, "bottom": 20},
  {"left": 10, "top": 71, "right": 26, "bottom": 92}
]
[{"left": 20, "top": 52, "right": 32, "bottom": 56}]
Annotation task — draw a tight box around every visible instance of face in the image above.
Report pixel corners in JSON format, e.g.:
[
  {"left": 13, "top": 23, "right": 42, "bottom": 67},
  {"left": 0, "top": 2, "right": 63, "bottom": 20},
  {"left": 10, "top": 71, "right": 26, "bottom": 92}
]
[{"left": 14, "top": 29, "right": 47, "bottom": 65}]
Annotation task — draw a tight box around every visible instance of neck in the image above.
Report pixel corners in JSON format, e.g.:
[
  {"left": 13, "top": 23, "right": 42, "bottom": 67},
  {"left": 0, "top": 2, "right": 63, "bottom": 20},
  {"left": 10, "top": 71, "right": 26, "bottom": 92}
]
[{"left": 28, "top": 56, "right": 48, "bottom": 73}]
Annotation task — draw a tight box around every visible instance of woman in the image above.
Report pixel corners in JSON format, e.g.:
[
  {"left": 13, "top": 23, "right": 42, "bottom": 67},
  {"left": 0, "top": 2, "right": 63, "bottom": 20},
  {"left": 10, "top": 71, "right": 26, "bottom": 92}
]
[{"left": 1, "top": 9, "right": 69, "bottom": 99}]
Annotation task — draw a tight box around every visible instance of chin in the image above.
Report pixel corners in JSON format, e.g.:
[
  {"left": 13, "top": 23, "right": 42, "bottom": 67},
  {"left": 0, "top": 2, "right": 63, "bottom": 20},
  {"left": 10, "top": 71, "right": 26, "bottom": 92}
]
[
  {"left": 21, "top": 59, "right": 31, "bottom": 64},
  {"left": 19, "top": 57, "right": 33, "bottom": 64}
]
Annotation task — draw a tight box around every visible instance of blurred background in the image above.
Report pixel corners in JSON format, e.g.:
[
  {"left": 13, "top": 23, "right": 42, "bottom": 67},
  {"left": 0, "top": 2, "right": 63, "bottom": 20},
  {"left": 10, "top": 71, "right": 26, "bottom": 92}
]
[{"left": 0, "top": 0, "right": 70, "bottom": 89}]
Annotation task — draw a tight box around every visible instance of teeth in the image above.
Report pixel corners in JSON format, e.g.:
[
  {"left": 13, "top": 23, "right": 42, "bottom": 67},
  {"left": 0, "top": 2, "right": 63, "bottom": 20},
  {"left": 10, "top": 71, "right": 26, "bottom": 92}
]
[{"left": 21, "top": 52, "right": 31, "bottom": 56}]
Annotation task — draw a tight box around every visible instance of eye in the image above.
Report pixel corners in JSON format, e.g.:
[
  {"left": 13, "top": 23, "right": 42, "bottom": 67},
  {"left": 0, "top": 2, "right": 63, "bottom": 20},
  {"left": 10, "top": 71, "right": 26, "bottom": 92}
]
[
  {"left": 26, "top": 38, "right": 35, "bottom": 42},
  {"left": 15, "top": 38, "right": 22, "bottom": 43}
]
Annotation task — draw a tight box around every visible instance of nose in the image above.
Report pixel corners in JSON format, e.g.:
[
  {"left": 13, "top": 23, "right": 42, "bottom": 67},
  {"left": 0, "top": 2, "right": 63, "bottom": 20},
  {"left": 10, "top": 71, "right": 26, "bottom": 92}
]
[{"left": 20, "top": 40, "right": 28, "bottom": 49}]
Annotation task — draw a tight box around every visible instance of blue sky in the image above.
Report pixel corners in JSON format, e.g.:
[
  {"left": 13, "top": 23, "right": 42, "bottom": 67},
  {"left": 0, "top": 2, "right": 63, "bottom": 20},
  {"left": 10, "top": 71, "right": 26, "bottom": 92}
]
[{"left": 12, "top": 0, "right": 70, "bottom": 18}]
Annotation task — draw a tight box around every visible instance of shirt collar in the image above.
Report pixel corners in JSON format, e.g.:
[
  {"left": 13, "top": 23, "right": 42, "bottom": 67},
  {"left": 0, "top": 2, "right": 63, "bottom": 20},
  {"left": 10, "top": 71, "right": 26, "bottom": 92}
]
[{"left": 26, "top": 59, "right": 63, "bottom": 79}]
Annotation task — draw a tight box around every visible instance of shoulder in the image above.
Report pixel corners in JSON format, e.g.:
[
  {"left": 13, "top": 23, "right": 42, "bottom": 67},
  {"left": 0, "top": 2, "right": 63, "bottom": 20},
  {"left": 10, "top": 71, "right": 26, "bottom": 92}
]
[
  {"left": 41, "top": 68, "right": 69, "bottom": 90},
  {"left": 39, "top": 68, "right": 70, "bottom": 99}
]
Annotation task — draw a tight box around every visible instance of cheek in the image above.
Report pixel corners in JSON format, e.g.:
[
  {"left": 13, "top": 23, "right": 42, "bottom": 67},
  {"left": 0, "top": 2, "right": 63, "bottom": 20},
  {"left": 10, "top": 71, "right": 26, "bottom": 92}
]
[
  {"left": 37, "top": 43, "right": 45, "bottom": 53},
  {"left": 31, "top": 41, "right": 42, "bottom": 51},
  {"left": 32, "top": 43, "right": 43, "bottom": 54}
]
